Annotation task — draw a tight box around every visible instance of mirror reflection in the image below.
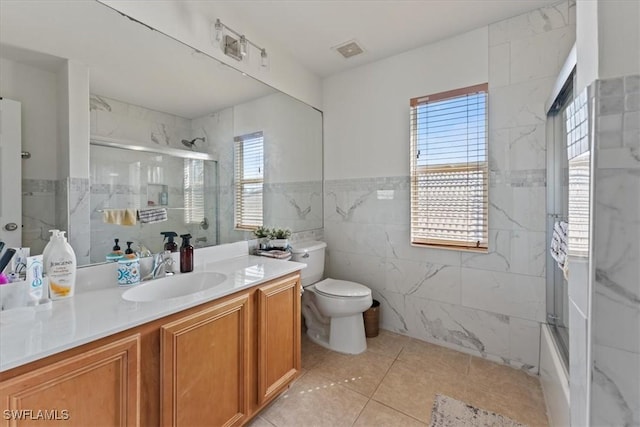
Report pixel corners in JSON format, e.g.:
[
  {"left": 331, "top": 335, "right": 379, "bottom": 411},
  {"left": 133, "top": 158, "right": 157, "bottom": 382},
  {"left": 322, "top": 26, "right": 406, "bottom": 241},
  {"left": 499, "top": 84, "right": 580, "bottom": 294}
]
[{"left": 0, "top": 0, "right": 323, "bottom": 266}]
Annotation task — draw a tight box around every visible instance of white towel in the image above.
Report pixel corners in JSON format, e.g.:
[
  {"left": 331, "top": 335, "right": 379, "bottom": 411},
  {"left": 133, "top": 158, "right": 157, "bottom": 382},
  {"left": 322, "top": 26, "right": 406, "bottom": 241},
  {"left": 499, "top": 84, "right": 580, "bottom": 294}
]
[
  {"left": 550, "top": 220, "right": 569, "bottom": 279},
  {"left": 138, "top": 207, "right": 168, "bottom": 224}
]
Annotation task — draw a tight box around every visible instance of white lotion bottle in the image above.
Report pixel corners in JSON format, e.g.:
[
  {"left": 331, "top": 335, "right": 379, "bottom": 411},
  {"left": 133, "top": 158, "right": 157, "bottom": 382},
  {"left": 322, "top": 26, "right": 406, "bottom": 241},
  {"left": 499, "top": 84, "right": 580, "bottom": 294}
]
[
  {"left": 42, "top": 229, "right": 59, "bottom": 275},
  {"left": 47, "top": 231, "right": 77, "bottom": 299}
]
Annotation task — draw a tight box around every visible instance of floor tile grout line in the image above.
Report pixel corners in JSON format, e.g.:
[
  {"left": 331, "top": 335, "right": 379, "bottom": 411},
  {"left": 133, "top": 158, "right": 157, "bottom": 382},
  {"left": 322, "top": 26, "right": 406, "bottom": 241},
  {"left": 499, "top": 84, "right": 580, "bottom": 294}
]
[
  {"left": 295, "top": 331, "right": 548, "bottom": 426},
  {"left": 351, "top": 346, "right": 404, "bottom": 426},
  {"left": 350, "top": 396, "right": 371, "bottom": 427},
  {"left": 350, "top": 338, "right": 410, "bottom": 426},
  {"left": 371, "top": 399, "right": 429, "bottom": 426},
  {"left": 364, "top": 340, "right": 436, "bottom": 425}
]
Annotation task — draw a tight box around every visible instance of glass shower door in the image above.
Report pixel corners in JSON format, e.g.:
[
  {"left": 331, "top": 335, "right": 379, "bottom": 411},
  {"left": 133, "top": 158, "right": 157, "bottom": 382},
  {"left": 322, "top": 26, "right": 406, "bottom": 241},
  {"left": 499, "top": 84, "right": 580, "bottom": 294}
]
[{"left": 545, "top": 77, "right": 573, "bottom": 365}]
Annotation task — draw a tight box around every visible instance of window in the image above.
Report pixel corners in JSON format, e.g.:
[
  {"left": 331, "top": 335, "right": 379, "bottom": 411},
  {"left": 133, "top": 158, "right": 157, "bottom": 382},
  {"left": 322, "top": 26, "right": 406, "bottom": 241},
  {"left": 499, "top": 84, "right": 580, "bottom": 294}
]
[
  {"left": 184, "top": 159, "right": 205, "bottom": 224},
  {"left": 410, "top": 83, "right": 488, "bottom": 250},
  {"left": 234, "top": 131, "right": 264, "bottom": 230}
]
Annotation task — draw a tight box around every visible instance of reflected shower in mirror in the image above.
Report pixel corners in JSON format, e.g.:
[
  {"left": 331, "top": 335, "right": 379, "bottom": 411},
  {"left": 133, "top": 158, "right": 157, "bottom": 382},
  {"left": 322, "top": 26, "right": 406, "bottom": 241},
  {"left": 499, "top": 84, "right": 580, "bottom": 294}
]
[
  {"left": 90, "top": 143, "right": 218, "bottom": 264},
  {"left": 0, "top": 0, "right": 323, "bottom": 266}
]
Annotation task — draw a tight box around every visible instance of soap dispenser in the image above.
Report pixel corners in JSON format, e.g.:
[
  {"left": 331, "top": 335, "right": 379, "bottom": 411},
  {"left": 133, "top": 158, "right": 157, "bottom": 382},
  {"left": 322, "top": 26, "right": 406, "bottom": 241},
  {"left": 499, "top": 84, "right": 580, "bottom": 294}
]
[
  {"left": 161, "top": 231, "right": 178, "bottom": 252},
  {"left": 106, "top": 238, "right": 124, "bottom": 262},
  {"left": 179, "top": 234, "right": 193, "bottom": 273}
]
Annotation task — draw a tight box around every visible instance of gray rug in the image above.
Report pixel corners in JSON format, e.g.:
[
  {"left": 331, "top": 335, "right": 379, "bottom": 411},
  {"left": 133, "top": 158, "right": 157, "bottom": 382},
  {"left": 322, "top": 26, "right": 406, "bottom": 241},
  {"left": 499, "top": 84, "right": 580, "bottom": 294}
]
[{"left": 429, "top": 394, "right": 527, "bottom": 427}]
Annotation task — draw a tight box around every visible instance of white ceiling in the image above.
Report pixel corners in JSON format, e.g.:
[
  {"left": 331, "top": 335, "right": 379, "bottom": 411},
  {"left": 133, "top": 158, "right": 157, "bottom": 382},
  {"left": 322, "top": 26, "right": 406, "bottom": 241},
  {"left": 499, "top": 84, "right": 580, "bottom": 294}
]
[
  {"left": 190, "top": 0, "right": 560, "bottom": 77},
  {"left": 0, "top": 1, "right": 275, "bottom": 119},
  {"left": 0, "top": 0, "right": 560, "bottom": 117}
]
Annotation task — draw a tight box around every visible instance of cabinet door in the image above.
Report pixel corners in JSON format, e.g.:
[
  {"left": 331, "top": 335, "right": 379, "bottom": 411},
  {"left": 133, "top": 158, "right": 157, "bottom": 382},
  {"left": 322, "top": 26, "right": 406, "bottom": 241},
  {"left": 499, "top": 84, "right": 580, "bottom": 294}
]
[
  {"left": 256, "top": 275, "right": 301, "bottom": 405},
  {"left": 161, "top": 294, "right": 250, "bottom": 427},
  {"left": 0, "top": 335, "right": 140, "bottom": 427}
]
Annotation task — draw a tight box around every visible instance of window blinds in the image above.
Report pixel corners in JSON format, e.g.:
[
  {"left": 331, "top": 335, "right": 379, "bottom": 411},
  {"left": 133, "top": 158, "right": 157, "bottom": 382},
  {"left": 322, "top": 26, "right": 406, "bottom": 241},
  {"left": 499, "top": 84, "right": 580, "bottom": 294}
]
[
  {"left": 183, "top": 159, "right": 205, "bottom": 224},
  {"left": 410, "top": 83, "right": 488, "bottom": 250},
  {"left": 234, "top": 132, "right": 264, "bottom": 230}
]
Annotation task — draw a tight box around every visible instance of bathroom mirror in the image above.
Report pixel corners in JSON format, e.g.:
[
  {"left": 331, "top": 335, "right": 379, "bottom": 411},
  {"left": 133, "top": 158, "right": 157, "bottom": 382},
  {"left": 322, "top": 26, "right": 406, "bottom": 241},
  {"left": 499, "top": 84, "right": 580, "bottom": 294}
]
[{"left": 0, "top": 0, "right": 323, "bottom": 265}]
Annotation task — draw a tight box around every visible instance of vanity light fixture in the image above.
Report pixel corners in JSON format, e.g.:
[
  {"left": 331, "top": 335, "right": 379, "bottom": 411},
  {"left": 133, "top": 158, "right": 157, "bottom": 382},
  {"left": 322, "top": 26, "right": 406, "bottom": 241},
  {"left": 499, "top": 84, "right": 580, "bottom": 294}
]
[
  {"left": 239, "top": 35, "right": 248, "bottom": 57},
  {"left": 213, "top": 18, "right": 268, "bottom": 67},
  {"left": 214, "top": 19, "right": 223, "bottom": 42}
]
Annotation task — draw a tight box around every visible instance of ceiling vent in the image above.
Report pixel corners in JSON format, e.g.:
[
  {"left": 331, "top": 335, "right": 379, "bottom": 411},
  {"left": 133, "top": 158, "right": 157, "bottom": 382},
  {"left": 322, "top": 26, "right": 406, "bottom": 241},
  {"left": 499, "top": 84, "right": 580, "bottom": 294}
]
[{"left": 333, "top": 40, "right": 364, "bottom": 59}]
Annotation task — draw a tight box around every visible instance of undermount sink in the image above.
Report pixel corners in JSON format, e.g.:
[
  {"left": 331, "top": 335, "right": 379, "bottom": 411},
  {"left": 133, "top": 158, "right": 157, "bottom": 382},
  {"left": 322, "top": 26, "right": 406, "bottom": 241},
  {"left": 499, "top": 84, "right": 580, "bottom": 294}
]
[{"left": 122, "top": 272, "right": 227, "bottom": 302}]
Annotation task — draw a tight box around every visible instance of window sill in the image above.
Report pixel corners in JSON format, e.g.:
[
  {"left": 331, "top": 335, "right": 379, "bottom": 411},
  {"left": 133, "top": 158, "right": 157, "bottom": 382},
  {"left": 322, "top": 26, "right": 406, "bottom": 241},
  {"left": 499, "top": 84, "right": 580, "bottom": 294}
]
[{"left": 410, "top": 242, "right": 488, "bottom": 253}]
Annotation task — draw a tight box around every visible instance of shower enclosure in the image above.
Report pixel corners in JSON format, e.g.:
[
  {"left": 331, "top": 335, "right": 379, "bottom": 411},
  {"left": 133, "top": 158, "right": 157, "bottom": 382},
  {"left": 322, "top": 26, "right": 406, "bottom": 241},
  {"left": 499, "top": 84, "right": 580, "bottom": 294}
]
[
  {"left": 89, "top": 139, "right": 218, "bottom": 264},
  {"left": 545, "top": 54, "right": 576, "bottom": 367}
]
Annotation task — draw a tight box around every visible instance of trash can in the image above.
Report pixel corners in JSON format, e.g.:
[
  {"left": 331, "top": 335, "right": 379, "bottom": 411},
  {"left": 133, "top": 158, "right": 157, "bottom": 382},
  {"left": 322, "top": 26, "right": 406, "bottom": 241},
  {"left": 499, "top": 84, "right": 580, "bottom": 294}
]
[{"left": 363, "top": 299, "right": 380, "bottom": 338}]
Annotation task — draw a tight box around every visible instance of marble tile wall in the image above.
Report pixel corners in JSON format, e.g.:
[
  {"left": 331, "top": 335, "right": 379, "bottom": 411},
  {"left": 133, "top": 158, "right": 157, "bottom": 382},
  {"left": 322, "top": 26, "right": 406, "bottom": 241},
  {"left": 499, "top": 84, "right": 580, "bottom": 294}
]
[
  {"left": 192, "top": 103, "right": 324, "bottom": 244},
  {"left": 324, "top": 2, "right": 574, "bottom": 372},
  {"left": 21, "top": 178, "right": 84, "bottom": 260},
  {"left": 264, "top": 181, "right": 323, "bottom": 231},
  {"left": 22, "top": 179, "right": 57, "bottom": 254},
  {"left": 90, "top": 95, "right": 197, "bottom": 151},
  {"left": 589, "top": 75, "right": 640, "bottom": 426},
  {"left": 68, "top": 177, "right": 91, "bottom": 266}
]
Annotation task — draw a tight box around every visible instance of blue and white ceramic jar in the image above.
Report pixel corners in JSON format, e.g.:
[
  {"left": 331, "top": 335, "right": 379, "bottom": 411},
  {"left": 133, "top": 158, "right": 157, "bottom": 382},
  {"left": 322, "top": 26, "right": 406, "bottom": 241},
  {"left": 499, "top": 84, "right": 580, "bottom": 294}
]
[{"left": 117, "top": 256, "right": 140, "bottom": 286}]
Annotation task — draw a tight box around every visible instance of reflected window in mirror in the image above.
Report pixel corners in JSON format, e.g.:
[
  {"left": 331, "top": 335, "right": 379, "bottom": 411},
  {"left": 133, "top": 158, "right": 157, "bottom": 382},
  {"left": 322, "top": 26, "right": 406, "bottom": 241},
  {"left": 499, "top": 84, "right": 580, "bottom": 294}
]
[
  {"left": 234, "top": 132, "right": 264, "bottom": 230},
  {"left": 184, "top": 159, "right": 205, "bottom": 225}
]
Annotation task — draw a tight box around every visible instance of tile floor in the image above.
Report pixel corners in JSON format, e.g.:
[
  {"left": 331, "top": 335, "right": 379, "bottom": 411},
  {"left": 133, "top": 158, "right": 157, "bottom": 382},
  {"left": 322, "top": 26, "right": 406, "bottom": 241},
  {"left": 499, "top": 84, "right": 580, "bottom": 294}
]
[{"left": 250, "top": 330, "right": 549, "bottom": 427}]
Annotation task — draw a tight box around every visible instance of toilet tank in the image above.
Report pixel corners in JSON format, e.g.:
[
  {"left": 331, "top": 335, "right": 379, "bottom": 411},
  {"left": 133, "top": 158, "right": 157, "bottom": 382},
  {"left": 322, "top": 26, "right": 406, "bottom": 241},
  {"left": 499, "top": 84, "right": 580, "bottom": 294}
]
[{"left": 290, "top": 241, "right": 327, "bottom": 287}]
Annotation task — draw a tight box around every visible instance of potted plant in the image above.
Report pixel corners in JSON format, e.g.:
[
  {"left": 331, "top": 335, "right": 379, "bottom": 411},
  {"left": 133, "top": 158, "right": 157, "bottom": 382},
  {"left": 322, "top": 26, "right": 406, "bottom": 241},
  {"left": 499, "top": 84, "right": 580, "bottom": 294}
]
[
  {"left": 253, "top": 226, "right": 271, "bottom": 250},
  {"left": 268, "top": 227, "right": 291, "bottom": 249}
]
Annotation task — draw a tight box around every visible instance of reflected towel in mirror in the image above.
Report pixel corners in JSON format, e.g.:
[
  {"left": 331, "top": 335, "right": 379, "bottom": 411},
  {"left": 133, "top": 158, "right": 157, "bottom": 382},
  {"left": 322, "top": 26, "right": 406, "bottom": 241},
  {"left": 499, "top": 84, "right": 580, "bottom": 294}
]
[
  {"left": 102, "top": 208, "right": 137, "bottom": 226},
  {"left": 138, "top": 207, "right": 168, "bottom": 224}
]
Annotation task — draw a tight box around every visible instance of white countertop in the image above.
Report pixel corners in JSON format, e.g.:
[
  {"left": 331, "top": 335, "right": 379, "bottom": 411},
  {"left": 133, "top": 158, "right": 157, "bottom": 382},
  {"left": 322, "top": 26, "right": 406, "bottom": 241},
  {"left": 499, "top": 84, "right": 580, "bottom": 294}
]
[{"left": 0, "top": 254, "right": 305, "bottom": 372}]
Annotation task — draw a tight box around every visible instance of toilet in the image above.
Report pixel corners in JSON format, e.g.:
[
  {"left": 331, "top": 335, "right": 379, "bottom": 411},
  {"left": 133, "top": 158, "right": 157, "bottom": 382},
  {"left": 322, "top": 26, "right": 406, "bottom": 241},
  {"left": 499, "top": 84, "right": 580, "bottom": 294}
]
[{"left": 290, "top": 241, "right": 372, "bottom": 354}]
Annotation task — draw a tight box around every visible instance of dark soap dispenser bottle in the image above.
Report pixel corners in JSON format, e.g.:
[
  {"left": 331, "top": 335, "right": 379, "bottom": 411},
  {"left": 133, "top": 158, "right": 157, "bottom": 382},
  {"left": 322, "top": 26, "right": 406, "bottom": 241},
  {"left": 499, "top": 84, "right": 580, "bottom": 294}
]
[
  {"left": 161, "top": 231, "right": 178, "bottom": 252},
  {"left": 125, "top": 241, "right": 135, "bottom": 255},
  {"left": 179, "top": 234, "right": 193, "bottom": 273}
]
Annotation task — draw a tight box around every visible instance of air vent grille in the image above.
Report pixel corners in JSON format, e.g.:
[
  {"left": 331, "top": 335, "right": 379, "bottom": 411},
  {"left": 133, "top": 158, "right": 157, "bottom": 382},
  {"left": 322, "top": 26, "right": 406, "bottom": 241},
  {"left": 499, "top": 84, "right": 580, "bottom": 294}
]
[{"left": 334, "top": 40, "right": 364, "bottom": 59}]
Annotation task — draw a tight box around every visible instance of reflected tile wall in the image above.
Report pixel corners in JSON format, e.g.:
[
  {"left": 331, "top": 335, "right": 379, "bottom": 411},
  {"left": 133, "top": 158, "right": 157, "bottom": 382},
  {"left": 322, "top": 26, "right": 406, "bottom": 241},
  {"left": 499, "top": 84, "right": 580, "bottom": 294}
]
[
  {"left": 193, "top": 108, "right": 324, "bottom": 243},
  {"left": 68, "top": 178, "right": 90, "bottom": 265},
  {"left": 324, "top": 2, "right": 574, "bottom": 373},
  {"left": 90, "top": 95, "right": 196, "bottom": 151},
  {"left": 590, "top": 75, "right": 640, "bottom": 426},
  {"left": 264, "top": 181, "right": 323, "bottom": 231},
  {"left": 22, "top": 179, "right": 57, "bottom": 254}
]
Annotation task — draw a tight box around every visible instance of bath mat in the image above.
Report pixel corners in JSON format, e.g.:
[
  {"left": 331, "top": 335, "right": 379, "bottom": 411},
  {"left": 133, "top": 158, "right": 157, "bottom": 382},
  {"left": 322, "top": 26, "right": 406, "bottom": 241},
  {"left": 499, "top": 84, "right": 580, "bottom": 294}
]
[{"left": 429, "top": 394, "right": 527, "bottom": 427}]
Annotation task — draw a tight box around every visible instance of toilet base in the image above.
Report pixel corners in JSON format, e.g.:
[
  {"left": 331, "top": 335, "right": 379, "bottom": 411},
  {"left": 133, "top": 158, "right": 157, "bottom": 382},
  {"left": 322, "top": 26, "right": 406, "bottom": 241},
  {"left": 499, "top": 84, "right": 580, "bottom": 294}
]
[{"left": 306, "top": 313, "right": 367, "bottom": 355}]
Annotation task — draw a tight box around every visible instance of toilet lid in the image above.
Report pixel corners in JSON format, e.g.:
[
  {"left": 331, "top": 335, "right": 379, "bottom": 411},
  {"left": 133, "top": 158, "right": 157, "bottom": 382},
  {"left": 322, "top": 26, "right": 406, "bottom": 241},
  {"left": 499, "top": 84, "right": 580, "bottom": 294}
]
[{"left": 315, "top": 278, "right": 371, "bottom": 297}]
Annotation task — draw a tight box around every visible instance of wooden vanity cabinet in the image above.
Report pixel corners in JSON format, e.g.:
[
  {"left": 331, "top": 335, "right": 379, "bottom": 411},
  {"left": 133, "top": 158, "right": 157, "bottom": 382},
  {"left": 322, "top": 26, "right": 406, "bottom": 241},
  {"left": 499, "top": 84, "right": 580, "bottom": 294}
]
[
  {"left": 255, "top": 275, "right": 301, "bottom": 405},
  {"left": 160, "top": 293, "right": 251, "bottom": 427},
  {"left": 0, "top": 271, "right": 301, "bottom": 427},
  {"left": 0, "top": 335, "right": 141, "bottom": 427}
]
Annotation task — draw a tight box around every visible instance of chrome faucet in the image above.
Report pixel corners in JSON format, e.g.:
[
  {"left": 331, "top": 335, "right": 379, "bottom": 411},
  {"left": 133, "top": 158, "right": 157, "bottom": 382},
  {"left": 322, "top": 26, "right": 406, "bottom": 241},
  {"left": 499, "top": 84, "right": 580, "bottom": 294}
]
[{"left": 144, "top": 251, "right": 175, "bottom": 280}]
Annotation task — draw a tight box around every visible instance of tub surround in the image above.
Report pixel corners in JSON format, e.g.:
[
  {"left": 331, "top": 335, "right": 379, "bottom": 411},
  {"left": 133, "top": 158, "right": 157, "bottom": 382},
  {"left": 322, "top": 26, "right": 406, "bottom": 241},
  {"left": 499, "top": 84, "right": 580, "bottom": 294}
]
[
  {"left": 0, "top": 241, "right": 305, "bottom": 372},
  {"left": 588, "top": 75, "right": 640, "bottom": 426}
]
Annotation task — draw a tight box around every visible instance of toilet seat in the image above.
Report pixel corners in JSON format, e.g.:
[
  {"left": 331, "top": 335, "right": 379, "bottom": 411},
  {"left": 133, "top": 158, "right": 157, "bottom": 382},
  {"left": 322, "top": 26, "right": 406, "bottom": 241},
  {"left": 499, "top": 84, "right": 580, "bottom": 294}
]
[{"left": 314, "top": 278, "right": 371, "bottom": 298}]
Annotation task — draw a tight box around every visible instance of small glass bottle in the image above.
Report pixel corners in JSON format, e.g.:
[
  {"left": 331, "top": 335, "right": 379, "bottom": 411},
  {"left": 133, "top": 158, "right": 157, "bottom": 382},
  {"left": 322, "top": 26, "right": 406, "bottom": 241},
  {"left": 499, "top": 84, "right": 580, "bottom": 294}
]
[{"left": 179, "top": 234, "right": 193, "bottom": 273}]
